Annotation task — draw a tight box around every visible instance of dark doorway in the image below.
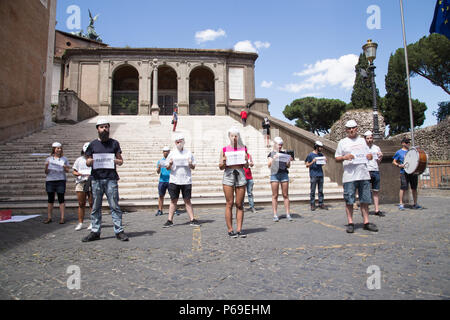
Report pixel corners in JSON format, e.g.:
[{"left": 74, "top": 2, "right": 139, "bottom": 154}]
[
  {"left": 189, "top": 67, "right": 215, "bottom": 115},
  {"left": 112, "top": 65, "right": 139, "bottom": 115},
  {"left": 157, "top": 66, "right": 177, "bottom": 115}
]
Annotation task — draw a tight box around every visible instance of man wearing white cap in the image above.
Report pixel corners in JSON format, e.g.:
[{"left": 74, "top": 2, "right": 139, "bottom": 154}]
[
  {"left": 156, "top": 146, "right": 171, "bottom": 216},
  {"left": 335, "top": 120, "right": 378, "bottom": 233},
  {"left": 82, "top": 118, "right": 129, "bottom": 242},
  {"left": 305, "top": 140, "right": 327, "bottom": 211},
  {"left": 364, "top": 130, "right": 384, "bottom": 216},
  {"left": 163, "top": 133, "right": 200, "bottom": 227}
]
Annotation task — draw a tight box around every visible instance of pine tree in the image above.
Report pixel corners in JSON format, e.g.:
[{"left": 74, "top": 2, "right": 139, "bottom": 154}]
[{"left": 348, "top": 53, "right": 381, "bottom": 110}]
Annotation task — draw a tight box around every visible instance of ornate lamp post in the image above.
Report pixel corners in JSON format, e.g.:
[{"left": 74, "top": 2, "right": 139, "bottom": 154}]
[{"left": 362, "top": 39, "right": 382, "bottom": 140}]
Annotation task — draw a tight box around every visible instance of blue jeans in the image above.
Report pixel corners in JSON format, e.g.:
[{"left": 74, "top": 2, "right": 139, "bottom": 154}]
[
  {"left": 91, "top": 179, "right": 123, "bottom": 234},
  {"left": 310, "top": 176, "right": 324, "bottom": 206},
  {"left": 246, "top": 179, "right": 255, "bottom": 208}
]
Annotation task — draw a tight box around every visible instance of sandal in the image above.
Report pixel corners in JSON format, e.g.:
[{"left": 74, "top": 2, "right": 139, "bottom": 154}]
[{"left": 43, "top": 219, "right": 52, "bottom": 224}]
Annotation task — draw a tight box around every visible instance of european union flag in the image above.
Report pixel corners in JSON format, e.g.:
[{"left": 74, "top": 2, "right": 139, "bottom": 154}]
[{"left": 430, "top": 0, "right": 450, "bottom": 39}]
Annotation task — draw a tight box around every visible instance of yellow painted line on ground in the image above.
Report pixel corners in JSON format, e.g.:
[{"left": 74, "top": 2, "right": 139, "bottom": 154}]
[
  {"left": 191, "top": 214, "right": 202, "bottom": 252},
  {"left": 312, "top": 219, "right": 370, "bottom": 238}
]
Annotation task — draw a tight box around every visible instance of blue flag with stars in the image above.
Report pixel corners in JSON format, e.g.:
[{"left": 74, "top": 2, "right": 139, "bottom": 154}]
[{"left": 430, "top": 0, "right": 450, "bottom": 39}]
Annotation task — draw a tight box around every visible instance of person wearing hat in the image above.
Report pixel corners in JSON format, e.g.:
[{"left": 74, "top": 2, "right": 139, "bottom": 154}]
[
  {"left": 219, "top": 127, "right": 249, "bottom": 238},
  {"left": 268, "top": 136, "right": 293, "bottom": 222},
  {"left": 163, "top": 133, "right": 200, "bottom": 227},
  {"left": 335, "top": 120, "right": 378, "bottom": 233},
  {"left": 156, "top": 146, "right": 171, "bottom": 216},
  {"left": 72, "top": 142, "right": 93, "bottom": 231},
  {"left": 364, "top": 130, "right": 384, "bottom": 216},
  {"left": 305, "top": 140, "right": 327, "bottom": 211},
  {"left": 393, "top": 137, "right": 421, "bottom": 210},
  {"left": 82, "top": 118, "right": 129, "bottom": 242},
  {"left": 44, "top": 142, "right": 71, "bottom": 224}
]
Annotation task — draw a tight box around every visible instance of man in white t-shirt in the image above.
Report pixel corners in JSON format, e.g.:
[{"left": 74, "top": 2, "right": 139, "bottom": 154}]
[
  {"left": 364, "top": 130, "right": 384, "bottom": 217},
  {"left": 163, "top": 133, "right": 200, "bottom": 228},
  {"left": 335, "top": 120, "right": 378, "bottom": 233}
]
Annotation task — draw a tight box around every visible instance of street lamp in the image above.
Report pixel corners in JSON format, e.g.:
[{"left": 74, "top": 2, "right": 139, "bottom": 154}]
[{"left": 362, "top": 39, "right": 382, "bottom": 140}]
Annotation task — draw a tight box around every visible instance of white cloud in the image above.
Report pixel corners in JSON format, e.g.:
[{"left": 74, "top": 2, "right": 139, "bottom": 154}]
[
  {"left": 288, "top": 54, "right": 359, "bottom": 92},
  {"left": 234, "top": 40, "right": 271, "bottom": 53},
  {"left": 233, "top": 40, "right": 257, "bottom": 53},
  {"left": 279, "top": 82, "right": 315, "bottom": 93},
  {"left": 254, "top": 41, "right": 271, "bottom": 49},
  {"left": 261, "top": 80, "right": 273, "bottom": 88},
  {"left": 195, "top": 28, "right": 226, "bottom": 43}
]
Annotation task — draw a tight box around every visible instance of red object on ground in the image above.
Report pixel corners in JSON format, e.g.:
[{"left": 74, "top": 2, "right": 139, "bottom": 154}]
[{"left": 0, "top": 209, "right": 12, "bottom": 221}]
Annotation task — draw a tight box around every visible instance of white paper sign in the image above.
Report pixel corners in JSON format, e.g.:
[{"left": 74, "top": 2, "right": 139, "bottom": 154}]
[
  {"left": 351, "top": 152, "right": 368, "bottom": 164},
  {"left": 159, "top": 160, "right": 166, "bottom": 168},
  {"left": 315, "top": 156, "right": 326, "bottom": 165},
  {"left": 229, "top": 67, "right": 244, "bottom": 100},
  {"left": 225, "top": 151, "right": 246, "bottom": 166},
  {"left": 78, "top": 168, "right": 91, "bottom": 175},
  {"left": 277, "top": 153, "right": 292, "bottom": 163},
  {"left": 48, "top": 159, "right": 64, "bottom": 171},
  {"left": 93, "top": 153, "right": 115, "bottom": 169},
  {"left": 173, "top": 157, "right": 189, "bottom": 167}
]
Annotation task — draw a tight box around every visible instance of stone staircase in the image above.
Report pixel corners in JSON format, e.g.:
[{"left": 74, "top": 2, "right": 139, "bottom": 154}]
[{"left": 0, "top": 115, "right": 343, "bottom": 211}]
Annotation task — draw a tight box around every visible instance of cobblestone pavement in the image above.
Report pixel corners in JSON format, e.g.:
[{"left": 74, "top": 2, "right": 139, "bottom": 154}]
[{"left": 0, "top": 193, "right": 449, "bottom": 300}]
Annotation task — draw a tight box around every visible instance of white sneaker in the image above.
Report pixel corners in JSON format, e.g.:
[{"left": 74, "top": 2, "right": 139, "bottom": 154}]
[
  {"left": 75, "top": 223, "right": 83, "bottom": 231},
  {"left": 286, "top": 214, "right": 293, "bottom": 221},
  {"left": 87, "top": 224, "right": 92, "bottom": 230}
]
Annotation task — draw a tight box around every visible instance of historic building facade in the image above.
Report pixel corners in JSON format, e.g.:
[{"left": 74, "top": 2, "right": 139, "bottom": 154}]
[{"left": 61, "top": 48, "right": 258, "bottom": 116}]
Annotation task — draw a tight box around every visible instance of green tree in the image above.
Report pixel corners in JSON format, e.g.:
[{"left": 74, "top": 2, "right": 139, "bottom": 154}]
[
  {"left": 433, "top": 101, "right": 450, "bottom": 123},
  {"left": 348, "top": 53, "right": 381, "bottom": 110},
  {"left": 381, "top": 54, "right": 427, "bottom": 136},
  {"left": 283, "top": 97, "right": 347, "bottom": 135},
  {"left": 406, "top": 33, "right": 450, "bottom": 95}
]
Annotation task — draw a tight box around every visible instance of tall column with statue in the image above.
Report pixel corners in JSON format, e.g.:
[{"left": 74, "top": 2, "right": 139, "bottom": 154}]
[{"left": 150, "top": 59, "right": 160, "bottom": 124}]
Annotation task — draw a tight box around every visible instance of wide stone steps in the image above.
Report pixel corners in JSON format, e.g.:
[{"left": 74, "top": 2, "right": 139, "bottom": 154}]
[{"left": 0, "top": 115, "right": 343, "bottom": 211}]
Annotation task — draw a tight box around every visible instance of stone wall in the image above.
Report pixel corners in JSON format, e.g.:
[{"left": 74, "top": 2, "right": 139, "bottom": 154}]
[
  {"left": 326, "top": 109, "right": 386, "bottom": 142},
  {"left": 388, "top": 116, "right": 450, "bottom": 161},
  {"left": 0, "top": 0, "right": 55, "bottom": 142}
]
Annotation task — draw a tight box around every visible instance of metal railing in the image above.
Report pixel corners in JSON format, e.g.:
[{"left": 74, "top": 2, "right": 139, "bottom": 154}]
[{"left": 419, "top": 165, "right": 450, "bottom": 189}]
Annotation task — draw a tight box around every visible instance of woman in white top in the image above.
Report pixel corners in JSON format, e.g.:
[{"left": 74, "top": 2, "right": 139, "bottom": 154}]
[
  {"left": 163, "top": 133, "right": 200, "bottom": 227},
  {"left": 44, "top": 142, "right": 70, "bottom": 224},
  {"left": 72, "top": 142, "right": 93, "bottom": 231}
]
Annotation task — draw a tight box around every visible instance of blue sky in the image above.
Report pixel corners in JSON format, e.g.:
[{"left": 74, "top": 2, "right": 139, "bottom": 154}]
[{"left": 56, "top": 0, "right": 448, "bottom": 130}]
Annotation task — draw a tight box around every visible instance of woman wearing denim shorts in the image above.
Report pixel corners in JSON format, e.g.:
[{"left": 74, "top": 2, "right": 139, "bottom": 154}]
[
  {"left": 268, "top": 137, "right": 293, "bottom": 222},
  {"left": 219, "top": 127, "right": 249, "bottom": 238}
]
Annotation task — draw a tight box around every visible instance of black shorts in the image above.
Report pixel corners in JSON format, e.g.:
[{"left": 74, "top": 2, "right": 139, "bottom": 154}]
[
  {"left": 400, "top": 173, "right": 418, "bottom": 190},
  {"left": 168, "top": 183, "right": 192, "bottom": 200}
]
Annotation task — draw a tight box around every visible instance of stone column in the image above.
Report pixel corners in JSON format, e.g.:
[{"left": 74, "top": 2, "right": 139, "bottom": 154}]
[
  {"left": 150, "top": 58, "right": 160, "bottom": 124},
  {"left": 139, "top": 60, "right": 150, "bottom": 115}
]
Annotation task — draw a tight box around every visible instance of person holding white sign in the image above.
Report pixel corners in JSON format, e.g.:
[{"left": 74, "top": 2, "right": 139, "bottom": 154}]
[
  {"left": 364, "top": 130, "right": 384, "bottom": 217},
  {"left": 72, "top": 142, "right": 93, "bottom": 231},
  {"left": 44, "top": 142, "right": 70, "bottom": 224},
  {"left": 305, "top": 141, "right": 326, "bottom": 211},
  {"left": 83, "top": 118, "right": 128, "bottom": 242},
  {"left": 219, "top": 127, "right": 249, "bottom": 238},
  {"left": 163, "top": 133, "right": 200, "bottom": 228},
  {"left": 268, "top": 137, "right": 293, "bottom": 222},
  {"left": 335, "top": 120, "right": 377, "bottom": 234}
]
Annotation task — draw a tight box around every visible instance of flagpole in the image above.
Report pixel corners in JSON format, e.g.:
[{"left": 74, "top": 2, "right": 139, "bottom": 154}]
[{"left": 399, "top": 0, "right": 415, "bottom": 147}]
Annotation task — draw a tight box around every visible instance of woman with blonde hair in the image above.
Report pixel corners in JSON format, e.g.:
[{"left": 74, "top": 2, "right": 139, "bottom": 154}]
[
  {"left": 44, "top": 142, "right": 70, "bottom": 224},
  {"left": 268, "top": 137, "right": 292, "bottom": 222},
  {"left": 219, "top": 127, "right": 249, "bottom": 238}
]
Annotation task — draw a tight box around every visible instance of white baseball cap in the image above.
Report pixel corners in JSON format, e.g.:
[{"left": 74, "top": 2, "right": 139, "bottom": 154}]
[
  {"left": 82, "top": 142, "right": 90, "bottom": 153},
  {"left": 173, "top": 133, "right": 185, "bottom": 141},
  {"left": 315, "top": 140, "right": 323, "bottom": 147},
  {"left": 345, "top": 120, "right": 358, "bottom": 128},
  {"left": 274, "top": 137, "right": 283, "bottom": 145},
  {"left": 96, "top": 118, "right": 109, "bottom": 126},
  {"left": 364, "top": 130, "right": 373, "bottom": 137},
  {"left": 52, "top": 142, "right": 62, "bottom": 148},
  {"left": 162, "top": 146, "right": 170, "bottom": 151}
]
